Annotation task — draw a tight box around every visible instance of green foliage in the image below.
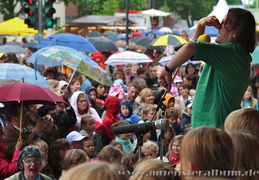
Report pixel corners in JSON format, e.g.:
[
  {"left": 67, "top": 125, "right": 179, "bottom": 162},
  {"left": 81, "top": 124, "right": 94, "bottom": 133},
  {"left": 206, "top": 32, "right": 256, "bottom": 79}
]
[
  {"left": 54, "top": 24, "right": 68, "bottom": 34},
  {"left": 101, "top": 0, "right": 120, "bottom": 15},
  {"left": 0, "top": 0, "right": 24, "bottom": 20}
]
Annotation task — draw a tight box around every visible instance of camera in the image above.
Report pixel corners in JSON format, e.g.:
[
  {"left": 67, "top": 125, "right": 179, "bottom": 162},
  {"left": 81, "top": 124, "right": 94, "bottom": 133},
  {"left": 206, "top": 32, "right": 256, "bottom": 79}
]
[{"left": 42, "top": 116, "right": 50, "bottom": 123}]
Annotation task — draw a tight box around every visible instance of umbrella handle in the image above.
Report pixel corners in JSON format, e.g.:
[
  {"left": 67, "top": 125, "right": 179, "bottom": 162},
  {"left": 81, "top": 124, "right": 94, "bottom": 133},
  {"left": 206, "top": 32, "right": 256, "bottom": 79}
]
[
  {"left": 65, "top": 70, "right": 76, "bottom": 91},
  {"left": 19, "top": 101, "right": 23, "bottom": 140}
]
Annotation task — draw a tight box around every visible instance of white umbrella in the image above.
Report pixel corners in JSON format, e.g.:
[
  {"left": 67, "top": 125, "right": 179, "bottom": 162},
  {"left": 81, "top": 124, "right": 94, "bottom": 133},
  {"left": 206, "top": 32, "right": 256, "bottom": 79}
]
[
  {"left": 0, "top": 45, "right": 26, "bottom": 54},
  {"left": 105, "top": 51, "right": 153, "bottom": 65},
  {"left": 158, "top": 27, "right": 173, "bottom": 34},
  {"left": 141, "top": 9, "right": 169, "bottom": 17},
  {"left": 159, "top": 55, "right": 201, "bottom": 66}
]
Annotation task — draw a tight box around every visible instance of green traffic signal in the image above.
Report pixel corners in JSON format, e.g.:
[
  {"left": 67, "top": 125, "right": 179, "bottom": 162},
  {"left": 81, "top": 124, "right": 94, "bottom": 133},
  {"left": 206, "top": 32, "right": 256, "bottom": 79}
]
[{"left": 43, "top": 0, "right": 56, "bottom": 29}]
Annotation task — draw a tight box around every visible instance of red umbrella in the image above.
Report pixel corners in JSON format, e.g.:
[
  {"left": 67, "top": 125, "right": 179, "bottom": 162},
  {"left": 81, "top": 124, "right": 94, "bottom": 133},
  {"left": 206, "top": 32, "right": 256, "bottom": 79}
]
[
  {"left": 0, "top": 83, "right": 67, "bottom": 139},
  {"left": 132, "top": 32, "right": 145, "bottom": 37},
  {"left": 0, "top": 83, "right": 66, "bottom": 105}
]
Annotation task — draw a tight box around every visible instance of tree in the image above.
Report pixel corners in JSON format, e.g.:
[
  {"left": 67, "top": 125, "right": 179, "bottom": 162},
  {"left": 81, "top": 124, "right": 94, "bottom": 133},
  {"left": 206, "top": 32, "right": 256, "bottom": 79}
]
[{"left": 0, "top": 0, "right": 24, "bottom": 20}]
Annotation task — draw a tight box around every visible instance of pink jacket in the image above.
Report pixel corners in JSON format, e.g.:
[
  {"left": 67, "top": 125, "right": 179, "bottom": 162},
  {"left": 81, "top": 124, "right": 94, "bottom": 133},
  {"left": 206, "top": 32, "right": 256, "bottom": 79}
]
[{"left": 0, "top": 142, "right": 21, "bottom": 180}]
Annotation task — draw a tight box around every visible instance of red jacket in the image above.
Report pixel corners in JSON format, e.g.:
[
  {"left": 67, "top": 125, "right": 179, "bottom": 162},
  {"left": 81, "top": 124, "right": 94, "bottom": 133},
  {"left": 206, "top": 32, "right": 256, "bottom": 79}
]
[{"left": 0, "top": 142, "right": 21, "bottom": 180}]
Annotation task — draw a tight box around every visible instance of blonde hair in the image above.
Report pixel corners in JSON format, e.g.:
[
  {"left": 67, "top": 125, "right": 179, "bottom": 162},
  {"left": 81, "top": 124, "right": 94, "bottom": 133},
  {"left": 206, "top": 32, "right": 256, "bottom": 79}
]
[
  {"left": 60, "top": 161, "right": 129, "bottom": 180},
  {"left": 63, "top": 149, "right": 87, "bottom": 171},
  {"left": 80, "top": 113, "right": 94, "bottom": 129},
  {"left": 241, "top": 85, "right": 257, "bottom": 108},
  {"left": 131, "top": 159, "right": 175, "bottom": 180},
  {"left": 140, "top": 88, "right": 154, "bottom": 104},
  {"left": 30, "top": 139, "right": 49, "bottom": 167},
  {"left": 228, "top": 131, "right": 259, "bottom": 180},
  {"left": 142, "top": 104, "right": 156, "bottom": 119},
  {"left": 98, "top": 145, "right": 123, "bottom": 163},
  {"left": 180, "top": 126, "right": 233, "bottom": 177},
  {"left": 165, "top": 135, "right": 184, "bottom": 160},
  {"left": 224, "top": 108, "right": 259, "bottom": 139},
  {"left": 47, "top": 79, "right": 59, "bottom": 87},
  {"left": 142, "top": 141, "right": 158, "bottom": 155}
]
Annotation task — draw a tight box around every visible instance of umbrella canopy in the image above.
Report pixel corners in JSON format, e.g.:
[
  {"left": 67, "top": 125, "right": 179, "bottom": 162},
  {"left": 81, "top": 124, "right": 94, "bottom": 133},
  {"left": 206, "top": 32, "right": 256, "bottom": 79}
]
[
  {"left": 0, "top": 79, "right": 20, "bottom": 86},
  {"left": 106, "top": 36, "right": 120, "bottom": 42},
  {"left": 0, "top": 18, "right": 40, "bottom": 36},
  {"left": 158, "top": 27, "right": 173, "bottom": 34},
  {"left": 132, "top": 32, "right": 145, "bottom": 37},
  {"left": 26, "top": 46, "right": 112, "bottom": 86},
  {"left": 117, "top": 33, "right": 132, "bottom": 39},
  {"left": 86, "top": 31, "right": 103, "bottom": 38},
  {"left": 5, "top": 42, "right": 26, "bottom": 47},
  {"left": 251, "top": 46, "right": 259, "bottom": 64},
  {"left": 141, "top": 9, "right": 169, "bottom": 17},
  {"left": 131, "top": 36, "right": 154, "bottom": 48},
  {"left": 34, "top": 33, "right": 97, "bottom": 53},
  {"left": 88, "top": 37, "right": 118, "bottom": 52},
  {"left": 151, "top": 34, "right": 188, "bottom": 46},
  {"left": 105, "top": 51, "right": 153, "bottom": 65},
  {"left": 0, "top": 83, "right": 66, "bottom": 105},
  {"left": 159, "top": 55, "right": 200, "bottom": 66},
  {"left": 103, "top": 31, "right": 117, "bottom": 37},
  {"left": 0, "top": 63, "right": 51, "bottom": 88},
  {"left": 0, "top": 45, "right": 26, "bottom": 54}
]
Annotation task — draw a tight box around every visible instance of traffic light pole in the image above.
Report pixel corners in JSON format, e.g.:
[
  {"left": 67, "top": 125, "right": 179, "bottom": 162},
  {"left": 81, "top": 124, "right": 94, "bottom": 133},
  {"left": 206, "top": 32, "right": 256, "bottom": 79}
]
[{"left": 38, "top": 0, "right": 43, "bottom": 40}]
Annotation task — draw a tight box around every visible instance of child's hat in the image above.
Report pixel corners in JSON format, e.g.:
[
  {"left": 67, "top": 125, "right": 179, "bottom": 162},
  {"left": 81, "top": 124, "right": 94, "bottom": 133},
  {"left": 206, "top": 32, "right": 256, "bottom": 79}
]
[
  {"left": 185, "top": 99, "right": 193, "bottom": 108},
  {"left": 66, "top": 131, "right": 86, "bottom": 143}
]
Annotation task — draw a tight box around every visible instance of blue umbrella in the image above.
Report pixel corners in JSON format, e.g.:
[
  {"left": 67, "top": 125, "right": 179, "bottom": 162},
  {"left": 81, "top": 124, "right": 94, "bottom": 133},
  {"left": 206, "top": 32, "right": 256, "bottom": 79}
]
[
  {"left": 34, "top": 33, "right": 97, "bottom": 53},
  {"left": 0, "top": 63, "right": 51, "bottom": 88},
  {"left": 26, "top": 45, "right": 112, "bottom": 86}
]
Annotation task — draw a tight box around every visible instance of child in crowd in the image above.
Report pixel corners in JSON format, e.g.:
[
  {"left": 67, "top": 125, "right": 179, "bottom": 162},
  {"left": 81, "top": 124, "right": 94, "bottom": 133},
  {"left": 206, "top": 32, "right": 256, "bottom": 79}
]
[
  {"left": 142, "top": 141, "right": 158, "bottom": 159},
  {"left": 156, "top": 125, "right": 175, "bottom": 157},
  {"left": 79, "top": 114, "right": 96, "bottom": 138},
  {"left": 109, "top": 140, "right": 123, "bottom": 152},
  {"left": 69, "top": 78, "right": 81, "bottom": 93},
  {"left": 66, "top": 131, "right": 88, "bottom": 150},
  {"left": 119, "top": 100, "right": 140, "bottom": 125},
  {"left": 49, "top": 138, "right": 70, "bottom": 179},
  {"left": 112, "top": 121, "right": 133, "bottom": 155},
  {"left": 98, "top": 145, "right": 124, "bottom": 164},
  {"left": 166, "top": 107, "right": 183, "bottom": 135},
  {"left": 162, "top": 92, "right": 175, "bottom": 118},
  {"left": 224, "top": 108, "right": 259, "bottom": 139},
  {"left": 181, "top": 99, "right": 193, "bottom": 130},
  {"left": 82, "top": 138, "right": 97, "bottom": 160},
  {"left": 165, "top": 135, "right": 184, "bottom": 166},
  {"left": 47, "top": 79, "right": 59, "bottom": 93},
  {"left": 240, "top": 85, "right": 259, "bottom": 109},
  {"left": 62, "top": 149, "right": 87, "bottom": 176},
  {"left": 122, "top": 151, "right": 141, "bottom": 174}
]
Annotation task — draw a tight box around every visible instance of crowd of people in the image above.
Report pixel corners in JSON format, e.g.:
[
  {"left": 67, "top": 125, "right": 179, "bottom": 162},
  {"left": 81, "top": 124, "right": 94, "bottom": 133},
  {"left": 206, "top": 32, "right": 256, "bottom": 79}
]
[{"left": 0, "top": 7, "right": 259, "bottom": 180}]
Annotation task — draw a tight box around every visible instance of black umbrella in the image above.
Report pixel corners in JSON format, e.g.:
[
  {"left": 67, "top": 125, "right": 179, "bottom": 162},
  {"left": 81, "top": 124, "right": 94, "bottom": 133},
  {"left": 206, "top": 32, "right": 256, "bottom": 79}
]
[
  {"left": 106, "top": 36, "right": 120, "bottom": 42},
  {"left": 88, "top": 37, "right": 118, "bottom": 52},
  {"left": 131, "top": 36, "right": 154, "bottom": 48},
  {"left": 86, "top": 31, "right": 103, "bottom": 38}
]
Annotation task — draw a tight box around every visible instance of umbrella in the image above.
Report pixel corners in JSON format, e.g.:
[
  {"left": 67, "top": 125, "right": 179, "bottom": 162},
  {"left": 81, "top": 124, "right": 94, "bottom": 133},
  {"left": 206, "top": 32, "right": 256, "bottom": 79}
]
[
  {"left": 86, "top": 31, "right": 103, "bottom": 38},
  {"left": 103, "top": 31, "right": 117, "bottom": 37},
  {"left": 106, "top": 36, "right": 120, "bottom": 42},
  {"left": 117, "top": 33, "right": 132, "bottom": 39},
  {"left": 0, "top": 82, "right": 67, "bottom": 139},
  {"left": 0, "top": 45, "right": 26, "bottom": 54},
  {"left": 159, "top": 55, "right": 201, "bottom": 66},
  {"left": 26, "top": 46, "right": 112, "bottom": 86},
  {"left": 0, "top": 79, "right": 20, "bottom": 86},
  {"left": 5, "top": 42, "right": 26, "bottom": 47},
  {"left": 251, "top": 46, "right": 259, "bottom": 64},
  {"left": 105, "top": 51, "right": 153, "bottom": 65},
  {"left": 25, "top": 42, "right": 37, "bottom": 48},
  {"left": 158, "top": 27, "right": 173, "bottom": 34},
  {"left": 88, "top": 37, "right": 118, "bottom": 52},
  {"left": 132, "top": 32, "right": 145, "bottom": 37},
  {"left": 141, "top": 9, "right": 169, "bottom": 17},
  {"left": 131, "top": 36, "right": 154, "bottom": 48},
  {"left": 151, "top": 34, "right": 188, "bottom": 46},
  {"left": 0, "top": 63, "right": 51, "bottom": 88},
  {"left": 0, "top": 83, "right": 66, "bottom": 105},
  {"left": 34, "top": 33, "right": 97, "bottom": 53}
]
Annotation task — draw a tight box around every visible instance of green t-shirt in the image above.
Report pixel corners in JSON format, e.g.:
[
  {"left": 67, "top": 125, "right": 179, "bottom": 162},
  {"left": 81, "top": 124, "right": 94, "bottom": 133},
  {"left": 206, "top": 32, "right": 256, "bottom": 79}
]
[{"left": 191, "top": 41, "right": 251, "bottom": 128}]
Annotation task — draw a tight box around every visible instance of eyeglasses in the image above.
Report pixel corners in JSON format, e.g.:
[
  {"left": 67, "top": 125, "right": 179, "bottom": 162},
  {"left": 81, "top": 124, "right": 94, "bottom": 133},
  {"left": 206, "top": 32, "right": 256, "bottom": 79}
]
[
  {"left": 23, "top": 158, "right": 41, "bottom": 164},
  {"left": 78, "top": 100, "right": 87, "bottom": 103}
]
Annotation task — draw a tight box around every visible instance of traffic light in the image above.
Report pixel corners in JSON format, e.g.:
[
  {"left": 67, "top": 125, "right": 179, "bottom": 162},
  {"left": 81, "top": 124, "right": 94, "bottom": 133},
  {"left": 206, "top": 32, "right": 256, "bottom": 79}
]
[
  {"left": 24, "top": 0, "right": 38, "bottom": 29},
  {"left": 43, "top": 0, "right": 56, "bottom": 29}
]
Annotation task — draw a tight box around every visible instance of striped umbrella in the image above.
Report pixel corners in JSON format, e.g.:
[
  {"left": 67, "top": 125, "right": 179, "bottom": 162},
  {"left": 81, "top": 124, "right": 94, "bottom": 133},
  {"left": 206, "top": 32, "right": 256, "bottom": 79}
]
[{"left": 150, "top": 34, "right": 188, "bottom": 46}]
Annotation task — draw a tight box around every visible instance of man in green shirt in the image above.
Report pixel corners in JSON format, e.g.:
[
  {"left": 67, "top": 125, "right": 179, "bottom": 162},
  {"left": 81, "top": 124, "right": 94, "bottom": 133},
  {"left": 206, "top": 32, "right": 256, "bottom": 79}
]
[{"left": 158, "top": 8, "right": 256, "bottom": 128}]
